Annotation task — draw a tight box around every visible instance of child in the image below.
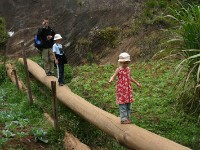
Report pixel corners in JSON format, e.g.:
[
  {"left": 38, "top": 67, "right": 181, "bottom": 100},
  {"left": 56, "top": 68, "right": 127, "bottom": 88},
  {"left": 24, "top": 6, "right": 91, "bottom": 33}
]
[
  {"left": 52, "top": 34, "right": 65, "bottom": 86},
  {"left": 109, "top": 52, "right": 141, "bottom": 124}
]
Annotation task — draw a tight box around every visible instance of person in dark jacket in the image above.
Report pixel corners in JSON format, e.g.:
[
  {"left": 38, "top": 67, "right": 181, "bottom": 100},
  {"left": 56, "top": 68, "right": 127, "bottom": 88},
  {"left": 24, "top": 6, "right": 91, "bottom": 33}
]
[{"left": 37, "top": 18, "right": 55, "bottom": 76}]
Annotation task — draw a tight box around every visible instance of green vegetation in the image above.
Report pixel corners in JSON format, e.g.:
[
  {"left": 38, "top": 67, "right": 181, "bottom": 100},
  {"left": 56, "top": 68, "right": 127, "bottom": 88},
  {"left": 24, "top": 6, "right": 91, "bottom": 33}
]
[
  {"left": 165, "top": 2, "right": 200, "bottom": 113},
  {"left": 0, "top": 17, "right": 8, "bottom": 51},
  {"left": 74, "top": 26, "right": 120, "bottom": 63},
  {"left": 67, "top": 60, "right": 200, "bottom": 150},
  {"left": 0, "top": 63, "right": 65, "bottom": 149},
  {"left": 14, "top": 57, "right": 200, "bottom": 149},
  {"left": 92, "top": 26, "right": 120, "bottom": 48},
  {"left": 1, "top": 0, "right": 200, "bottom": 150},
  {"left": 1, "top": 57, "right": 200, "bottom": 149}
]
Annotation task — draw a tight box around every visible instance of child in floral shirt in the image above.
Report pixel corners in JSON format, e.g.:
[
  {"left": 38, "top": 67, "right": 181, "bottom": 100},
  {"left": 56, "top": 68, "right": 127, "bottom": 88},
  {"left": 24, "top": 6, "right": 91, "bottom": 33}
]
[{"left": 109, "top": 52, "right": 141, "bottom": 124}]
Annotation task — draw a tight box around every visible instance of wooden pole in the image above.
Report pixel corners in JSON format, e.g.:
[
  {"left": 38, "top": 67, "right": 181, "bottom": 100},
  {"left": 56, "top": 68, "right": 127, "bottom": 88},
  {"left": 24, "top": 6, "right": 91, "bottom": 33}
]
[
  {"left": 12, "top": 69, "right": 19, "bottom": 90},
  {"left": 51, "top": 81, "right": 59, "bottom": 130},
  {"left": 21, "top": 42, "right": 33, "bottom": 106}
]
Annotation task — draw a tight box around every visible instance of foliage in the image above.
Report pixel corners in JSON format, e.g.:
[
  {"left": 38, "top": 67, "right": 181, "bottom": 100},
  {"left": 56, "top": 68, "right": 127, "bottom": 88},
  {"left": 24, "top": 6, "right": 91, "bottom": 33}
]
[
  {"left": 0, "top": 64, "right": 64, "bottom": 149},
  {"left": 0, "top": 17, "right": 8, "bottom": 50},
  {"left": 64, "top": 64, "right": 73, "bottom": 83},
  {"left": 68, "top": 60, "right": 200, "bottom": 150},
  {"left": 32, "top": 128, "right": 48, "bottom": 143},
  {"left": 75, "top": 38, "right": 92, "bottom": 57},
  {"left": 0, "top": 65, "right": 6, "bottom": 85},
  {"left": 166, "top": 2, "right": 200, "bottom": 111},
  {"left": 74, "top": 38, "right": 94, "bottom": 63},
  {"left": 92, "top": 26, "right": 120, "bottom": 48}
]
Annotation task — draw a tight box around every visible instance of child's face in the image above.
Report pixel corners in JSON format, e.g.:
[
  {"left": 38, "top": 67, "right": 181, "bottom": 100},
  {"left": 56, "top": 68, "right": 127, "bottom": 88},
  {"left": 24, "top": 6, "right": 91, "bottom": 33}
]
[
  {"left": 121, "top": 61, "right": 129, "bottom": 68},
  {"left": 56, "top": 39, "right": 62, "bottom": 43}
]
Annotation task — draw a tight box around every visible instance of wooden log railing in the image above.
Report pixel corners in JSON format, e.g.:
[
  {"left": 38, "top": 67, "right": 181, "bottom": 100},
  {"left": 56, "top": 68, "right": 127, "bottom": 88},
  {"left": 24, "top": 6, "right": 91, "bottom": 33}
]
[{"left": 19, "top": 58, "right": 191, "bottom": 150}]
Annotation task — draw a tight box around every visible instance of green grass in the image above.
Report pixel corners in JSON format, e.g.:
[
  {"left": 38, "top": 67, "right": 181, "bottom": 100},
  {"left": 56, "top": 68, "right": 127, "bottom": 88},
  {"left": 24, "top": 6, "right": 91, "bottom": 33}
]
[
  {"left": 68, "top": 60, "right": 200, "bottom": 150},
  {"left": 2, "top": 57, "right": 200, "bottom": 149},
  {"left": 0, "top": 63, "right": 65, "bottom": 149}
]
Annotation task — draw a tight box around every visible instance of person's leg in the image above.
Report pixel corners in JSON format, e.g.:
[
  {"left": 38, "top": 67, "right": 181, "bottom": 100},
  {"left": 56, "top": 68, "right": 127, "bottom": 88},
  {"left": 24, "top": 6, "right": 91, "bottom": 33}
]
[
  {"left": 42, "top": 49, "right": 49, "bottom": 74},
  {"left": 57, "top": 59, "right": 64, "bottom": 85},
  {"left": 127, "top": 103, "right": 131, "bottom": 121},
  {"left": 119, "top": 104, "right": 128, "bottom": 122},
  {"left": 60, "top": 61, "right": 64, "bottom": 84},
  {"left": 48, "top": 48, "right": 54, "bottom": 74}
]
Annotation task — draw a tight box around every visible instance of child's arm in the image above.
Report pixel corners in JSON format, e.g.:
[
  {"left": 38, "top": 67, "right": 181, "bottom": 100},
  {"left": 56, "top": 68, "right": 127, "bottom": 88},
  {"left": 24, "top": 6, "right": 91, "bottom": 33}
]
[
  {"left": 52, "top": 52, "right": 58, "bottom": 64},
  {"left": 109, "top": 68, "right": 119, "bottom": 83},
  {"left": 131, "top": 77, "right": 142, "bottom": 88}
]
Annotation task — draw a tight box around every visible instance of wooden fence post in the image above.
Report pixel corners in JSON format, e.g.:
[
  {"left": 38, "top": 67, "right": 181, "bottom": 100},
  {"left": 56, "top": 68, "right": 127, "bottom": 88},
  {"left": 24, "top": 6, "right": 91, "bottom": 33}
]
[
  {"left": 21, "top": 41, "right": 33, "bottom": 106},
  {"left": 12, "top": 69, "right": 19, "bottom": 90},
  {"left": 51, "top": 81, "right": 59, "bottom": 130}
]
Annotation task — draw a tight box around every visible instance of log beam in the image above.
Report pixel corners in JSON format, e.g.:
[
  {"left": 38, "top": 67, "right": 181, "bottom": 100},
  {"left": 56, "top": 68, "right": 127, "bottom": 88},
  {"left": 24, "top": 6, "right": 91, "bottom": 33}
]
[{"left": 18, "top": 58, "right": 191, "bottom": 150}]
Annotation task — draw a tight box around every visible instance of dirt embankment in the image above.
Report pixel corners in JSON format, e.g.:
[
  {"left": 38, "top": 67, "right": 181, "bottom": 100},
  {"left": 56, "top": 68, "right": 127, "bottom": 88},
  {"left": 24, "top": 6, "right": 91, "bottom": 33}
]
[{"left": 0, "top": 0, "right": 145, "bottom": 64}]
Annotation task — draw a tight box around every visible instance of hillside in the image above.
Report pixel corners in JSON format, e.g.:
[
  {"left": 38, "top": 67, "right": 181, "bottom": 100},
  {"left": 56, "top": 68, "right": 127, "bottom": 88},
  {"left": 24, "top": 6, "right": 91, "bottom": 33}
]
[{"left": 0, "top": 0, "right": 147, "bottom": 64}]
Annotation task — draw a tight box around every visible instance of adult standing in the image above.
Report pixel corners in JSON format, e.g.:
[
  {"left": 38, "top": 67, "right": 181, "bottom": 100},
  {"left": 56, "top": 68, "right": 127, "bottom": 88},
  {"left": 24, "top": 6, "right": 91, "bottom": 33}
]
[{"left": 37, "top": 18, "right": 55, "bottom": 76}]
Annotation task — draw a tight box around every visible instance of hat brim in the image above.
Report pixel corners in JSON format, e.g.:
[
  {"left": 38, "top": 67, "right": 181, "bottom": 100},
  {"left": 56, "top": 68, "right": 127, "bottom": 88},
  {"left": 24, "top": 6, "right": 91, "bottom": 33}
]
[
  {"left": 118, "top": 59, "right": 131, "bottom": 62},
  {"left": 54, "top": 38, "right": 62, "bottom": 40}
]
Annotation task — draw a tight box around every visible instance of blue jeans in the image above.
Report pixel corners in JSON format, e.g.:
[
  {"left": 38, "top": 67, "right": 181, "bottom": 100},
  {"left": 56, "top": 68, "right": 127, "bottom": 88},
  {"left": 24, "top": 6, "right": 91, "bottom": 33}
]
[
  {"left": 119, "top": 103, "right": 131, "bottom": 121},
  {"left": 56, "top": 55, "right": 64, "bottom": 84}
]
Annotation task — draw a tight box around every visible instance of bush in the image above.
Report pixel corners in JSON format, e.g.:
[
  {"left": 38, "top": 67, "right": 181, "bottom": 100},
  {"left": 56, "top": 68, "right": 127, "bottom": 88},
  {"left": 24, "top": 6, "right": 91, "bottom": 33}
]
[
  {"left": 0, "top": 65, "right": 6, "bottom": 85},
  {"left": 166, "top": 2, "right": 200, "bottom": 113},
  {"left": 0, "top": 17, "right": 8, "bottom": 51},
  {"left": 92, "top": 26, "right": 120, "bottom": 48}
]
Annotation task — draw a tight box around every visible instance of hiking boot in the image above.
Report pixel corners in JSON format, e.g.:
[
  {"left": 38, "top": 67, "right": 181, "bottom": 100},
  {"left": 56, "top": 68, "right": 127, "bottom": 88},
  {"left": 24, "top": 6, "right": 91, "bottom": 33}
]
[
  {"left": 46, "top": 72, "right": 51, "bottom": 76},
  {"left": 59, "top": 83, "right": 64, "bottom": 86},
  {"left": 46, "top": 72, "right": 54, "bottom": 76}
]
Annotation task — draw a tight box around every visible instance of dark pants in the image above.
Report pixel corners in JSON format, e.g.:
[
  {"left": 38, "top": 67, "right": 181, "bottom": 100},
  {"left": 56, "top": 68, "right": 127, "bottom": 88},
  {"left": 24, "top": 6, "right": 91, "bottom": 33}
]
[{"left": 56, "top": 55, "right": 64, "bottom": 84}]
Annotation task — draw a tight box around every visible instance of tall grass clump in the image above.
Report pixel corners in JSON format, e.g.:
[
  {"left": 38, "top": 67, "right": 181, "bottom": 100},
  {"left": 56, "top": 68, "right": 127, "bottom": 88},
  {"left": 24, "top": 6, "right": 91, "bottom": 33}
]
[{"left": 166, "top": 2, "right": 200, "bottom": 114}]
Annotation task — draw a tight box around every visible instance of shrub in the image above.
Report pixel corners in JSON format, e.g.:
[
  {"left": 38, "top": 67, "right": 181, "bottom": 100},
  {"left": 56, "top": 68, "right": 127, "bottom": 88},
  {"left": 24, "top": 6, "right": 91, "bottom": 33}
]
[
  {"left": 92, "top": 26, "right": 120, "bottom": 48},
  {"left": 0, "top": 17, "right": 8, "bottom": 51},
  {"left": 166, "top": 2, "right": 200, "bottom": 113},
  {"left": 0, "top": 65, "right": 6, "bottom": 85}
]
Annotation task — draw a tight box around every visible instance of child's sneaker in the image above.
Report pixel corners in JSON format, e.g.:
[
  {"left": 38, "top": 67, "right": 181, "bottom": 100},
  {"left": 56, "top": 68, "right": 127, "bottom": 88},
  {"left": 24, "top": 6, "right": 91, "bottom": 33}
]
[{"left": 121, "top": 120, "right": 131, "bottom": 124}]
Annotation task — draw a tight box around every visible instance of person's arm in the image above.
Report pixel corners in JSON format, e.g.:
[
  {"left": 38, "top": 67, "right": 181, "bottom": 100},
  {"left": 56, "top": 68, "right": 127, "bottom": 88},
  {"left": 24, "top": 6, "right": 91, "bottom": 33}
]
[
  {"left": 131, "top": 77, "right": 142, "bottom": 88},
  {"left": 47, "top": 27, "right": 55, "bottom": 40},
  {"left": 53, "top": 52, "right": 58, "bottom": 64},
  {"left": 52, "top": 45, "right": 58, "bottom": 64},
  {"left": 109, "top": 68, "right": 119, "bottom": 83},
  {"left": 37, "top": 28, "right": 42, "bottom": 37}
]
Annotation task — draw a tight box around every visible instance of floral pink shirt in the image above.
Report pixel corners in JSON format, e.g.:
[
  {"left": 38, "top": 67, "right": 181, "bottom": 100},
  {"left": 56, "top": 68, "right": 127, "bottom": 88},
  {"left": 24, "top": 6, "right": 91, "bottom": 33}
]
[{"left": 116, "top": 67, "right": 134, "bottom": 104}]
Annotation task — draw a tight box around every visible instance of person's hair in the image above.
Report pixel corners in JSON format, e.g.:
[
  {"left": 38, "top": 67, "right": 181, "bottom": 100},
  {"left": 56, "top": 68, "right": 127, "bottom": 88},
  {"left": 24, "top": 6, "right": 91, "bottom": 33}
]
[{"left": 118, "top": 61, "right": 130, "bottom": 66}]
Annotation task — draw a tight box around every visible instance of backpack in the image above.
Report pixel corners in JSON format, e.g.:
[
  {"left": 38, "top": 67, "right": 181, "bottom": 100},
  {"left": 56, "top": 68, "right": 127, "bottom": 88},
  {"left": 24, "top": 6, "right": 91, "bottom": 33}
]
[{"left": 34, "top": 34, "right": 43, "bottom": 50}]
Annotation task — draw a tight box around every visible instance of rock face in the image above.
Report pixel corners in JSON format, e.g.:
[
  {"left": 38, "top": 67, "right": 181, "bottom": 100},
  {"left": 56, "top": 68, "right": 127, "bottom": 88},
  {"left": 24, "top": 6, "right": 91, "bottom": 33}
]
[{"left": 0, "top": 0, "right": 144, "bottom": 64}]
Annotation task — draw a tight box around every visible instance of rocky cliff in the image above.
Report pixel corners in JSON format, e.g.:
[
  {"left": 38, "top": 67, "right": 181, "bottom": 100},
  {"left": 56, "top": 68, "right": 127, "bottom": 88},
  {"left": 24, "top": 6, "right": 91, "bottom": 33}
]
[{"left": 0, "top": 0, "right": 145, "bottom": 64}]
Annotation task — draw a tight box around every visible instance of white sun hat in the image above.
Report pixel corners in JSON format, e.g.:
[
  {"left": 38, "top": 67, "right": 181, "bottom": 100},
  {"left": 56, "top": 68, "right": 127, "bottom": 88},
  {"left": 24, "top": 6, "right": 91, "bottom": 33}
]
[
  {"left": 118, "top": 52, "right": 131, "bottom": 62},
  {"left": 54, "top": 34, "right": 62, "bottom": 40}
]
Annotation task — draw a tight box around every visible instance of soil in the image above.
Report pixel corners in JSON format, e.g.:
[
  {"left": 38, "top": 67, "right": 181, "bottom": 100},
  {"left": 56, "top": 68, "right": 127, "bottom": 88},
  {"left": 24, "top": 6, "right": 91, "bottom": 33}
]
[
  {"left": 0, "top": 0, "right": 146, "bottom": 65},
  {"left": 2, "top": 135, "right": 50, "bottom": 150}
]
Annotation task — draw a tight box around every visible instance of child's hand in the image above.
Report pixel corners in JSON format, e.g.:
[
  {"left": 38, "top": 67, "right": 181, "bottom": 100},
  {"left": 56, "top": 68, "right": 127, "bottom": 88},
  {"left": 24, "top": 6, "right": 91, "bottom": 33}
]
[
  {"left": 137, "top": 83, "right": 142, "bottom": 88},
  {"left": 108, "top": 78, "right": 113, "bottom": 84},
  {"left": 55, "top": 59, "right": 58, "bottom": 64}
]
